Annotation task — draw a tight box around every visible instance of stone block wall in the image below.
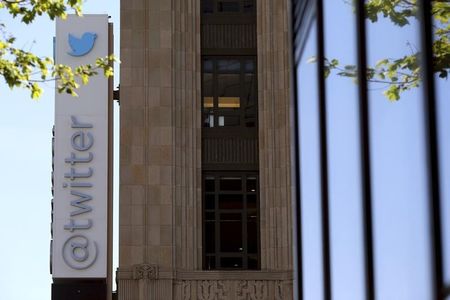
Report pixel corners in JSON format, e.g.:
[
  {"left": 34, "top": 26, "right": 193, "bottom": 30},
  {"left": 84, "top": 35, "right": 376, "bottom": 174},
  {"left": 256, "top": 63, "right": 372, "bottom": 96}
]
[{"left": 119, "top": 0, "right": 294, "bottom": 299}]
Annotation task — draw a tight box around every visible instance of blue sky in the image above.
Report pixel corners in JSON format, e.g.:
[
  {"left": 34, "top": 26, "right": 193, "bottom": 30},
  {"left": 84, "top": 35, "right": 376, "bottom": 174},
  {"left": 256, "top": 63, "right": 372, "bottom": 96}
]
[{"left": 0, "top": 2, "right": 120, "bottom": 299}]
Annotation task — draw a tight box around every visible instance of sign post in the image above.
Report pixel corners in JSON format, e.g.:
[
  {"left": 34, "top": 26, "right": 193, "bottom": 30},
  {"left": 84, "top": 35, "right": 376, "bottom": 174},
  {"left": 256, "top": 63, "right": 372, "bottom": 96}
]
[{"left": 51, "top": 14, "right": 112, "bottom": 300}]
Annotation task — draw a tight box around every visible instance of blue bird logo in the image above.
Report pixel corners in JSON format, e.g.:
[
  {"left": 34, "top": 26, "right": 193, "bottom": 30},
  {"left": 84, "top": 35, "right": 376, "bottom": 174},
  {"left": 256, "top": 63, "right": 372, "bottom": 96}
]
[{"left": 67, "top": 32, "right": 97, "bottom": 57}]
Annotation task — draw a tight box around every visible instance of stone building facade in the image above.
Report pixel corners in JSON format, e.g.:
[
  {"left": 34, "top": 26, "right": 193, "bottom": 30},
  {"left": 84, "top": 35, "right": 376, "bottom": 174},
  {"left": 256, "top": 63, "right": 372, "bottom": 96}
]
[{"left": 118, "top": 0, "right": 294, "bottom": 299}]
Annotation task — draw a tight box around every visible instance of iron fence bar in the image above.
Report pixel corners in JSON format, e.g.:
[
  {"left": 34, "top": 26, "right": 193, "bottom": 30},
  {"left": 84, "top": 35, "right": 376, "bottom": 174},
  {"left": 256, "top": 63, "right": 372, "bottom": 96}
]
[
  {"left": 355, "top": 1, "right": 375, "bottom": 300},
  {"left": 316, "top": 0, "right": 332, "bottom": 298},
  {"left": 418, "top": 0, "right": 444, "bottom": 299},
  {"left": 444, "top": 286, "right": 450, "bottom": 297}
]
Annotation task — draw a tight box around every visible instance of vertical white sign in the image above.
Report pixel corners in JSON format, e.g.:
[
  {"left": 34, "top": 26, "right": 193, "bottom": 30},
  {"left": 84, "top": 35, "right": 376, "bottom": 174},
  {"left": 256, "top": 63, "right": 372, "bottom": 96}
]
[{"left": 53, "top": 15, "right": 109, "bottom": 278}]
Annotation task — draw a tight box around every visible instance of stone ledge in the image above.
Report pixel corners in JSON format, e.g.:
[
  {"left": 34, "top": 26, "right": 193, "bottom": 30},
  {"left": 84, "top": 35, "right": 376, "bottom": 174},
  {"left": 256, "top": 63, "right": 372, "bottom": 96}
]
[
  {"left": 117, "top": 266, "right": 292, "bottom": 281},
  {"left": 176, "top": 270, "right": 292, "bottom": 281}
]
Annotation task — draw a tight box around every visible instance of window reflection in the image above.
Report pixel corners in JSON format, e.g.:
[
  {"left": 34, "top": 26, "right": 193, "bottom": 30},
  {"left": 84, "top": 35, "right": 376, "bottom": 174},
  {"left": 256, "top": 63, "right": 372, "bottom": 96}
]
[
  {"left": 297, "top": 20, "right": 325, "bottom": 300},
  {"left": 218, "top": 59, "right": 240, "bottom": 72},
  {"left": 202, "top": 0, "right": 214, "bottom": 14},
  {"left": 202, "top": 0, "right": 255, "bottom": 14},
  {"left": 203, "top": 97, "right": 213, "bottom": 108},
  {"left": 323, "top": 1, "right": 365, "bottom": 299},
  {"left": 202, "top": 57, "right": 257, "bottom": 128},
  {"left": 218, "top": 97, "right": 240, "bottom": 108},
  {"left": 293, "top": 0, "right": 448, "bottom": 298},
  {"left": 218, "top": 1, "right": 240, "bottom": 13},
  {"left": 366, "top": 3, "right": 432, "bottom": 299},
  {"left": 244, "top": 66, "right": 257, "bottom": 127},
  {"left": 204, "top": 115, "right": 214, "bottom": 128}
]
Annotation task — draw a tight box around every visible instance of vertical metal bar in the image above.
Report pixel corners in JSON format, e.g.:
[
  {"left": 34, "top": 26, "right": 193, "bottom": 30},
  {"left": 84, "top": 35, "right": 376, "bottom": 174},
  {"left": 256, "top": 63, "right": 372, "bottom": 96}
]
[
  {"left": 354, "top": 1, "right": 375, "bottom": 299},
  {"left": 316, "top": 0, "right": 332, "bottom": 298},
  {"left": 418, "top": 0, "right": 444, "bottom": 299},
  {"left": 444, "top": 285, "right": 450, "bottom": 297}
]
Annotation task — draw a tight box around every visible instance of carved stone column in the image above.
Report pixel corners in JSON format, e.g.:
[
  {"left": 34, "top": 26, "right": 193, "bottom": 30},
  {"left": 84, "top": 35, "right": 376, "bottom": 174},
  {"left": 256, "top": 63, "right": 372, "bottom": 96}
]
[
  {"left": 119, "top": 0, "right": 176, "bottom": 298},
  {"left": 119, "top": 0, "right": 202, "bottom": 299},
  {"left": 257, "top": 0, "right": 294, "bottom": 271},
  {"left": 172, "top": 0, "right": 203, "bottom": 271}
]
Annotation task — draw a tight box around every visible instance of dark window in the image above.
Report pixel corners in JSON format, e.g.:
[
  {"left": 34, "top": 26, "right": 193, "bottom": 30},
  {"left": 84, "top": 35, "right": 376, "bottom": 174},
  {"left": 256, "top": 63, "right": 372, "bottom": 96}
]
[
  {"left": 203, "top": 173, "right": 259, "bottom": 270},
  {"left": 202, "top": 57, "right": 257, "bottom": 129},
  {"left": 202, "top": 0, "right": 214, "bottom": 14},
  {"left": 202, "top": 0, "right": 255, "bottom": 14},
  {"left": 218, "top": 1, "right": 240, "bottom": 12}
]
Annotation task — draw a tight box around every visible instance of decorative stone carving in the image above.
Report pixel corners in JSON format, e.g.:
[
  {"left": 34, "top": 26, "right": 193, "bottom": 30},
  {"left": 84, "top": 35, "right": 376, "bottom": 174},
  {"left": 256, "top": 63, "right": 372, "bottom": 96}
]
[
  {"left": 198, "top": 280, "right": 227, "bottom": 300},
  {"left": 275, "top": 280, "right": 284, "bottom": 300},
  {"left": 132, "top": 264, "right": 158, "bottom": 280},
  {"left": 237, "top": 280, "right": 268, "bottom": 300},
  {"left": 181, "top": 280, "right": 191, "bottom": 300}
]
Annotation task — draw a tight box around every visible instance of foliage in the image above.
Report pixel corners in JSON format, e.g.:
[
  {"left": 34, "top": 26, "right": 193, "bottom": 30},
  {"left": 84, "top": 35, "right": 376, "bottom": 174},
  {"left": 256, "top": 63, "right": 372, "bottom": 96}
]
[
  {"left": 322, "top": 0, "right": 449, "bottom": 101},
  {"left": 0, "top": 0, "right": 117, "bottom": 99}
]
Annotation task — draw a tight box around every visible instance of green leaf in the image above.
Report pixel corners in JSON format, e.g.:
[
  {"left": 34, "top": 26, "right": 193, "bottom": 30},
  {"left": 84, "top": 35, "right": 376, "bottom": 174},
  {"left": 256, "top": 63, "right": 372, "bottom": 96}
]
[
  {"left": 30, "top": 83, "right": 42, "bottom": 99},
  {"left": 384, "top": 85, "right": 400, "bottom": 101}
]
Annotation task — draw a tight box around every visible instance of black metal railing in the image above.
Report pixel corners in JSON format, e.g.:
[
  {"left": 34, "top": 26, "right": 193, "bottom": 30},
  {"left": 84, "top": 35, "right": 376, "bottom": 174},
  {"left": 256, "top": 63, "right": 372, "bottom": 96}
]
[{"left": 291, "top": 0, "right": 447, "bottom": 299}]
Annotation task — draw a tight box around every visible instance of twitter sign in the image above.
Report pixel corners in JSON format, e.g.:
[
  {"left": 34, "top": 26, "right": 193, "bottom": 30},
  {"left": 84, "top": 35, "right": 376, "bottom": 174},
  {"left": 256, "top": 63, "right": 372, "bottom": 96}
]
[
  {"left": 53, "top": 15, "right": 110, "bottom": 280},
  {"left": 67, "top": 32, "right": 97, "bottom": 57}
]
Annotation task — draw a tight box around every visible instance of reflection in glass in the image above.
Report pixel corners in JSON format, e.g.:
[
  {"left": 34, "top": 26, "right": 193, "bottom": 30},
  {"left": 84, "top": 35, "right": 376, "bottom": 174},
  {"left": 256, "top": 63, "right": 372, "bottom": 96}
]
[
  {"left": 220, "top": 213, "right": 243, "bottom": 252},
  {"left": 297, "top": 20, "right": 324, "bottom": 300},
  {"left": 205, "top": 222, "right": 215, "bottom": 252},
  {"left": 202, "top": 57, "right": 256, "bottom": 129},
  {"left": 204, "top": 115, "right": 214, "bottom": 128},
  {"left": 203, "top": 59, "right": 213, "bottom": 72},
  {"left": 218, "top": 1, "right": 240, "bottom": 13},
  {"left": 218, "top": 115, "right": 239, "bottom": 127},
  {"left": 217, "top": 59, "right": 240, "bottom": 72},
  {"left": 248, "top": 256, "right": 258, "bottom": 269},
  {"left": 247, "top": 214, "right": 257, "bottom": 253},
  {"left": 220, "top": 176, "right": 242, "bottom": 191},
  {"left": 220, "top": 257, "right": 242, "bottom": 268},
  {"left": 323, "top": 1, "right": 365, "bottom": 299},
  {"left": 203, "top": 97, "right": 213, "bottom": 108},
  {"left": 247, "top": 176, "right": 257, "bottom": 192},
  {"left": 219, "top": 194, "right": 243, "bottom": 209},
  {"left": 218, "top": 74, "right": 240, "bottom": 100},
  {"left": 247, "top": 194, "right": 256, "bottom": 209},
  {"left": 205, "top": 194, "right": 215, "bottom": 209},
  {"left": 244, "top": 59, "right": 255, "bottom": 72},
  {"left": 244, "top": 72, "right": 257, "bottom": 127},
  {"left": 366, "top": 3, "right": 432, "bottom": 299},
  {"left": 218, "top": 97, "right": 240, "bottom": 108},
  {"left": 203, "top": 59, "right": 214, "bottom": 127},
  {"left": 205, "top": 256, "right": 215, "bottom": 270},
  {"left": 243, "top": 0, "right": 255, "bottom": 13},
  {"left": 205, "top": 212, "right": 215, "bottom": 221},
  {"left": 205, "top": 177, "right": 215, "bottom": 192},
  {"left": 202, "top": 0, "right": 214, "bottom": 14}
]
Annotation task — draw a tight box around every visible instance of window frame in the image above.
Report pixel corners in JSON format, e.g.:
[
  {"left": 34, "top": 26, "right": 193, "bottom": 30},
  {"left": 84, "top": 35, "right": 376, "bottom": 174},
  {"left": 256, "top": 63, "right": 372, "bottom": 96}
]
[
  {"left": 201, "top": 0, "right": 256, "bottom": 16},
  {"left": 201, "top": 56, "right": 258, "bottom": 135},
  {"left": 202, "top": 172, "right": 260, "bottom": 270}
]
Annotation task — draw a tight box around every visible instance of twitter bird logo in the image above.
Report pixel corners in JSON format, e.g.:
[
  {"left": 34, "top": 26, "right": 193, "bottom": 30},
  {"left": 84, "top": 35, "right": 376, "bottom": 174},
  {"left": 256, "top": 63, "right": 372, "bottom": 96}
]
[{"left": 67, "top": 32, "right": 97, "bottom": 57}]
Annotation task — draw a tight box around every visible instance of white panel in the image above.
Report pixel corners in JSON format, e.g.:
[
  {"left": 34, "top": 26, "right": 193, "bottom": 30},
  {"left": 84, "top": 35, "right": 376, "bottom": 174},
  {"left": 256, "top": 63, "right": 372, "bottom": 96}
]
[{"left": 52, "top": 15, "right": 109, "bottom": 278}]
